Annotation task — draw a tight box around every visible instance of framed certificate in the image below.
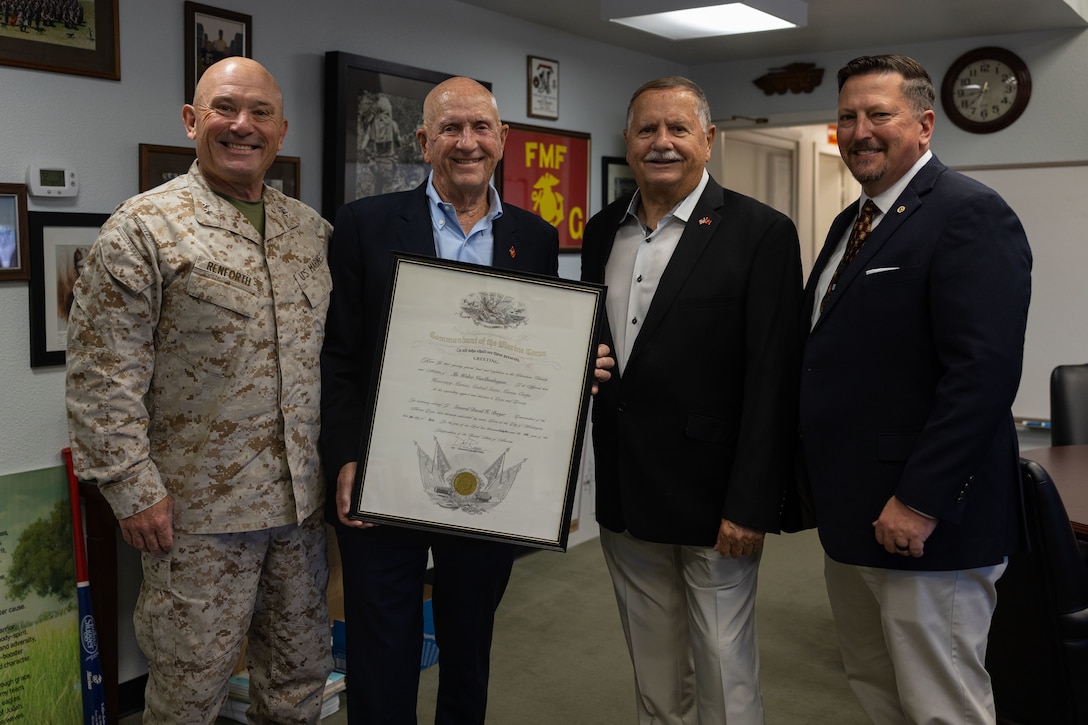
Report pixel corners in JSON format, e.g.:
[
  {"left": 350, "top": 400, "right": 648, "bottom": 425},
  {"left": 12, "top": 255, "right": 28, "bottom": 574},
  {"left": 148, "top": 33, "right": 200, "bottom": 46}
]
[{"left": 351, "top": 255, "right": 605, "bottom": 551}]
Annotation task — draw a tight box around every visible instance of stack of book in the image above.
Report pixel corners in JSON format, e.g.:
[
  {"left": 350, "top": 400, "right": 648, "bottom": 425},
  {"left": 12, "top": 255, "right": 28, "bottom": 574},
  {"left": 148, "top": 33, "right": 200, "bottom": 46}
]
[{"left": 218, "top": 671, "right": 346, "bottom": 722}]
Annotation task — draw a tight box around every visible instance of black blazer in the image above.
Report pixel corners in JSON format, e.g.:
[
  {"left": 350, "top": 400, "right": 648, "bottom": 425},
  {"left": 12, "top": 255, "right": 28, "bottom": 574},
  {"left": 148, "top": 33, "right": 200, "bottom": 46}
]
[
  {"left": 582, "top": 177, "right": 803, "bottom": 545},
  {"left": 319, "top": 182, "right": 559, "bottom": 519},
  {"left": 800, "top": 156, "right": 1032, "bottom": 570}
]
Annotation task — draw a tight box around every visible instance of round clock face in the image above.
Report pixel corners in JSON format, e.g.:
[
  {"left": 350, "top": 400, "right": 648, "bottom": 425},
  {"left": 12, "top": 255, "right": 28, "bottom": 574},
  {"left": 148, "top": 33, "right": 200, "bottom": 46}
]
[{"left": 941, "top": 47, "right": 1032, "bottom": 134}]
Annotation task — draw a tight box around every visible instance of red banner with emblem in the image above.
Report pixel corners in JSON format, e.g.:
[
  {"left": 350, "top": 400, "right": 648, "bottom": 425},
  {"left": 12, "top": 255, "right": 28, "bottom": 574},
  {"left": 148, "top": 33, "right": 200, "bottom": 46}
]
[{"left": 500, "top": 123, "right": 590, "bottom": 252}]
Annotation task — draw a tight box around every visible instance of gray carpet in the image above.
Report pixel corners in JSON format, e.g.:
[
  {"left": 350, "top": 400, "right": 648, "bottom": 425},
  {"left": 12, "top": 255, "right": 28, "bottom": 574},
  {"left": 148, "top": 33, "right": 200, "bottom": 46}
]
[{"left": 416, "top": 527, "right": 867, "bottom": 724}]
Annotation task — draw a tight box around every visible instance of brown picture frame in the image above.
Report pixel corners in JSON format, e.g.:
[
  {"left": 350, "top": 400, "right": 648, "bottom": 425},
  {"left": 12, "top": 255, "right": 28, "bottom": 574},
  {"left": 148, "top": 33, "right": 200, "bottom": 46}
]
[
  {"left": 0, "top": 0, "right": 119, "bottom": 80},
  {"left": 0, "top": 183, "right": 30, "bottom": 281},
  {"left": 527, "top": 56, "right": 559, "bottom": 120},
  {"left": 139, "top": 143, "right": 301, "bottom": 199},
  {"left": 498, "top": 123, "right": 591, "bottom": 253},
  {"left": 184, "top": 2, "right": 252, "bottom": 102}
]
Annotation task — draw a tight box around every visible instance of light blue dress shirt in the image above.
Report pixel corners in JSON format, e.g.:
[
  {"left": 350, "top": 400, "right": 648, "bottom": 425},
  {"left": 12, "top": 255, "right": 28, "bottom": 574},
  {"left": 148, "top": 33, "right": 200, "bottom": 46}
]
[{"left": 425, "top": 172, "right": 503, "bottom": 265}]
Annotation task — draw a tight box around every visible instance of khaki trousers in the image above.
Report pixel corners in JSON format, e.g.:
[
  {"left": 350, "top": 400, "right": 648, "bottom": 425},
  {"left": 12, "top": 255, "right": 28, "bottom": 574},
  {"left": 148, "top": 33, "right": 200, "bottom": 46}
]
[
  {"left": 824, "top": 553, "right": 1006, "bottom": 725},
  {"left": 600, "top": 527, "right": 764, "bottom": 725}
]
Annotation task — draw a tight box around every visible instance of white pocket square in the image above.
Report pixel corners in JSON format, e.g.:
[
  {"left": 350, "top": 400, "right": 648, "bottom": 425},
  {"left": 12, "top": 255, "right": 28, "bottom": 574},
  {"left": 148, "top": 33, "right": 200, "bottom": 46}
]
[{"left": 865, "top": 266, "right": 900, "bottom": 276}]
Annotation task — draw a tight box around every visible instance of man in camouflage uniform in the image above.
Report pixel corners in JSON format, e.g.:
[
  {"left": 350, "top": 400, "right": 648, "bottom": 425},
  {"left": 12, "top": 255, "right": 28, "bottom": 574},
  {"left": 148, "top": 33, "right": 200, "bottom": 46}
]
[{"left": 65, "top": 57, "right": 333, "bottom": 724}]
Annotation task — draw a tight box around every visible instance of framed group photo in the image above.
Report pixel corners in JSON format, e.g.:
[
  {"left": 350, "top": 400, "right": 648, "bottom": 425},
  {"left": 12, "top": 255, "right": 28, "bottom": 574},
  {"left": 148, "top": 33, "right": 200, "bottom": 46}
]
[
  {"left": 322, "top": 52, "right": 487, "bottom": 220},
  {"left": 0, "top": 0, "right": 119, "bottom": 80},
  {"left": 499, "top": 123, "right": 590, "bottom": 253},
  {"left": 184, "top": 2, "right": 252, "bottom": 102},
  {"left": 0, "top": 183, "right": 30, "bottom": 281},
  {"left": 28, "top": 211, "right": 109, "bottom": 368},
  {"left": 139, "top": 143, "right": 300, "bottom": 198}
]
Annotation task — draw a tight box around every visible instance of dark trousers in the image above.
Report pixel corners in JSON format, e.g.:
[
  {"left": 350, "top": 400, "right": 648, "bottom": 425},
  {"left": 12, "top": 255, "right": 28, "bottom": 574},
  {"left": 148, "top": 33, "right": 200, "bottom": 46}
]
[{"left": 335, "top": 522, "right": 515, "bottom": 725}]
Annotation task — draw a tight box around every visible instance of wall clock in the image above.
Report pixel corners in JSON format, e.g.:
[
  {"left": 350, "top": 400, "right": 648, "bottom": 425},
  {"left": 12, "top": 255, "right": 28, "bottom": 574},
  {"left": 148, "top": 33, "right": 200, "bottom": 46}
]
[{"left": 940, "top": 47, "right": 1031, "bottom": 134}]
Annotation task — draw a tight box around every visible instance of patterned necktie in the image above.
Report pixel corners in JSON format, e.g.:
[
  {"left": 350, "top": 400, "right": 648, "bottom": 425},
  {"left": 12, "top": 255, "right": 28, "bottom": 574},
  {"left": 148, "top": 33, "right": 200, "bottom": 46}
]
[{"left": 820, "top": 199, "right": 879, "bottom": 312}]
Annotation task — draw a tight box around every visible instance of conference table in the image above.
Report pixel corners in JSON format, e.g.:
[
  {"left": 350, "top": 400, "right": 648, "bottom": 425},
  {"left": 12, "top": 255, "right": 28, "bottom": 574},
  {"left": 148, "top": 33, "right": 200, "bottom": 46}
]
[{"left": 1020, "top": 444, "right": 1088, "bottom": 538}]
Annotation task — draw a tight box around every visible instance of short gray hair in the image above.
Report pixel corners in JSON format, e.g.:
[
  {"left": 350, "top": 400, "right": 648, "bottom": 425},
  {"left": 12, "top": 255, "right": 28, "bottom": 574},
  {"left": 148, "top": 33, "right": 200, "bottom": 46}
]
[{"left": 626, "top": 76, "right": 712, "bottom": 131}]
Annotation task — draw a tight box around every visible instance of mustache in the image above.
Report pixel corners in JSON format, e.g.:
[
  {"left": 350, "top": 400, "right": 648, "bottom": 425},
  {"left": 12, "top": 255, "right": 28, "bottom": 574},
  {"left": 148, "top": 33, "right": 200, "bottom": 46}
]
[
  {"left": 847, "top": 142, "right": 883, "bottom": 154},
  {"left": 642, "top": 150, "right": 683, "bottom": 162}
]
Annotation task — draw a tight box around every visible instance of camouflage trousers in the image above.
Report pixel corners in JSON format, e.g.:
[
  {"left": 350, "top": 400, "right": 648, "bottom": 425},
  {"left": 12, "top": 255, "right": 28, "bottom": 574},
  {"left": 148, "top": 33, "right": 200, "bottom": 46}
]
[{"left": 135, "top": 511, "right": 332, "bottom": 724}]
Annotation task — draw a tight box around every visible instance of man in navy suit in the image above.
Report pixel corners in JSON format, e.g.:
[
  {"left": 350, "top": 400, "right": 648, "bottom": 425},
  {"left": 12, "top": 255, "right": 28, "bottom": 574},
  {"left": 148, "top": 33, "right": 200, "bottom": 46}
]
[
  {"left": 582, "top": 76, "right": 802, "bottom": 724},
  {"left": 800, "top": 55, "right": 1032, "bottom": 724},
  {"left": 321, "top": 77, "right": 611, "bottom": 724}
]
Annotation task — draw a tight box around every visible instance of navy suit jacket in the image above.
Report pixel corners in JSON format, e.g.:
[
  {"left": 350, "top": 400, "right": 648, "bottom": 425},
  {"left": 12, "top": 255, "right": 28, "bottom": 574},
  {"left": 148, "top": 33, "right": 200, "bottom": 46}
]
[
  {"left": 319, "top": 182, "right": 559, "bottom": 518},
  {"left": 800, "top": 155, "right": 1032, "bottom": 570},
  {"left": 582, "top": 176, "right": 802, "bottom": 544}
]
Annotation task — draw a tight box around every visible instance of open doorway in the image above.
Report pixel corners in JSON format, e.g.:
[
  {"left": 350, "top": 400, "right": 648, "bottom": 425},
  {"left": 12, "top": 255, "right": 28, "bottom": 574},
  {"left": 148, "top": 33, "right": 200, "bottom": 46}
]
[{"left": 710, "top": 123, "right": 859, "bottom": 281}]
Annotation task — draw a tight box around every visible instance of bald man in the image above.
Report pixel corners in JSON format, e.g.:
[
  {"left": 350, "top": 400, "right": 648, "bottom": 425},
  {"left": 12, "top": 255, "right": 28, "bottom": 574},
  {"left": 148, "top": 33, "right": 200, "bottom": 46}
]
[
  {"left": 66, "top": 58, "right": 334, "bottom": 723},
  {"left": 321, "top": 77, "right": 611, "bottom": 724}
]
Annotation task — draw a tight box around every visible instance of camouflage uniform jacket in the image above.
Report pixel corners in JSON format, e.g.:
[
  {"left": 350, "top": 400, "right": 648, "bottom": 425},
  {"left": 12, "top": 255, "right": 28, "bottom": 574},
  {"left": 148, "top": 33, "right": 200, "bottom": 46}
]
[{"left": 66, "top": 162, "right": 332, "bottom": 534}]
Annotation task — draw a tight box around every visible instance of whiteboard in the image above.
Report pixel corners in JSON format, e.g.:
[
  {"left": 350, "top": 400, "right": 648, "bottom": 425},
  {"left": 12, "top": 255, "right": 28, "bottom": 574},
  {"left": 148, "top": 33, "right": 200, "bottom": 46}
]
[{"left": 957, "top": 162, "right": 1088, "bottom": 420}]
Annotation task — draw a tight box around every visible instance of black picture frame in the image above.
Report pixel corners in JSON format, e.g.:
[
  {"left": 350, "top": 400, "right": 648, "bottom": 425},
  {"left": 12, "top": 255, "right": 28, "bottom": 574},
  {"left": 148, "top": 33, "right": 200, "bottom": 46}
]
[
  {"left": 138, "top": 143, "right": 301, "bottom": 198},
  {"left": 184, "top": 2, "right": 252, "bottom": 103},
  {"left": 0, "top": 183, "right": 30, "bottom": 281},
  {"left": 0, "top": 0, "right": 119, "bottom": 80},
  {"left": 322, "top": 52, "right": 491, "bottom": 221},
  {"left": 601, "top": 156, "right": 636, "bottom": 207},
  {"left": 28, "top": 211, "right": 108, "bottom": 368},
  {"left": 350, "top": 253, "right": 605, "bottom": 551}
]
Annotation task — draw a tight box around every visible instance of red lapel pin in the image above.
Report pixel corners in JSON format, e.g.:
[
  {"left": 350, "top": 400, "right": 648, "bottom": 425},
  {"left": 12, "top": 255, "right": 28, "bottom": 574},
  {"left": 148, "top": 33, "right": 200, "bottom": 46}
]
[
  {"left": 698, "top": 217, "right": 712, "bottom": 226},
  {"left": 509, "top": 246, "right": 517, "bottom": 259}
]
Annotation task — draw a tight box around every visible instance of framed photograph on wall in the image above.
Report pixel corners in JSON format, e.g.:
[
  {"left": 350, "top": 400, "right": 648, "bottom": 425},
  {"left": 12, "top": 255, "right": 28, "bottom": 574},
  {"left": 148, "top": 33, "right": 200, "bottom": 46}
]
[
  {"left": 28, "top": 211, "right": 109, "bottom": 368},
  {"left": 322, "top": 52, "right": 490, "bottom": 220},
  {"left": 0, "top": 183, "right": 30, "bottom": 282},
  {"left": 0, "top": 0, "right": 119, "bottom": 80},
  {"left": 601, "top": 156, "right": 636, "bottom": 206},
  {"left": 499, "top": 123, "right": 590, "bottom": 253},
  {"left": 184, "top": 2, "right": 252, "bottom": 102},
  {"left": 139, "top": 143, "right": 301, "bottom": 198},
  {"left": 527, "top": 56, "right": 559, "bottom": 120}
]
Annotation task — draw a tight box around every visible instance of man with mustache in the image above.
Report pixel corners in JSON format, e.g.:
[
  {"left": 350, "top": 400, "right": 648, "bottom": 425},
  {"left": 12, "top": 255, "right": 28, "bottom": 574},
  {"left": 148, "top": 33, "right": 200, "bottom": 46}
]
[
  {"left": 800, "top": 55, "right": 1031, "bottom": 723},
  {"left": 581, "top": 76, "right": 802, "bottom": 724}
]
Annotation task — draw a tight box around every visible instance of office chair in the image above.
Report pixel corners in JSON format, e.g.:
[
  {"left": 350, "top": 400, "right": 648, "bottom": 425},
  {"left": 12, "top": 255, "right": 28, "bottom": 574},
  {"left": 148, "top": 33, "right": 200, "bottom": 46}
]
[
  {"left": 986, "top": 459, "right": 1088, "bottom": 725},
  {"left": 1050, "top": 364, "right": 1088, "bottom": 446}
]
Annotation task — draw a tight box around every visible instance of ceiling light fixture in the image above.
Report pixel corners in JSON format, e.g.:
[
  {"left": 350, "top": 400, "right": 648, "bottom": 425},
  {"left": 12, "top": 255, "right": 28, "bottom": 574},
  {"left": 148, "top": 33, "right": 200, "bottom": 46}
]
[{"left": 602, "top": 0, "right": 807, "bottom": 40}]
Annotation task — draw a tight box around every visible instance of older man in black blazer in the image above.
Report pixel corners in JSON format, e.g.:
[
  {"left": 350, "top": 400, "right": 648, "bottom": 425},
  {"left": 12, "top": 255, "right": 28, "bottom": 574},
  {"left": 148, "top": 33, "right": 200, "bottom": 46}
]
[
  {"left": 800, "top": 55, "right": 1032, "bottom": 724},
  {"left": 321, "top": 77, "right": 611, "bottom": 725},
  {"left": 582, "top": 76, "right": 802, "bottom": 724}
]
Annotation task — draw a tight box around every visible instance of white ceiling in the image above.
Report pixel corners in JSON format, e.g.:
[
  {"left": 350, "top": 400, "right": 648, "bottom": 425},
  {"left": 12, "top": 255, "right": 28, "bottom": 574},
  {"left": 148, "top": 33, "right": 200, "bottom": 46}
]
[{"left": 455, "top": 0, "right": 1088, "bottom": 64}]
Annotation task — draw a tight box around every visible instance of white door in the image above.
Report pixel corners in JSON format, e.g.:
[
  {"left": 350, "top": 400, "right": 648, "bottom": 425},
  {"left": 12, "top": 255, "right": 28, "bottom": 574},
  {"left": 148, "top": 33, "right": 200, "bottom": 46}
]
[{"left": 714, "top": 125, "right": 858, "bottom": 281}]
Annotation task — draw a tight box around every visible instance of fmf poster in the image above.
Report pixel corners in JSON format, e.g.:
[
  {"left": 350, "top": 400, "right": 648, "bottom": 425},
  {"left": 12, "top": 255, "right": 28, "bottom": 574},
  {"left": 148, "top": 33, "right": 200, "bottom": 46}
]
[{"left": 502, "top": 124, "right": 590, "bottom": 251}]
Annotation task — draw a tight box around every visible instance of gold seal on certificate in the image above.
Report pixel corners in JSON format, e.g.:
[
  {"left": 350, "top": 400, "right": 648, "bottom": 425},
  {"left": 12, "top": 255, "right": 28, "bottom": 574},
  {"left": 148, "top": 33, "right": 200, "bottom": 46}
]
[
  {"left": 452, "top": 471, "right": 478, "bottom": 496},
  {"left": 351, "top": 254, "right": 605, "bottom": 551}
]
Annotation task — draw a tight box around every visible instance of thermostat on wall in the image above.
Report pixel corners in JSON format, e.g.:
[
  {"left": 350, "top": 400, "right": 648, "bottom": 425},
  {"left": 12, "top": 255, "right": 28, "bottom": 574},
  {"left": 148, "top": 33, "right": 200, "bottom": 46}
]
[{"left": 26, "top": 165, "right": 79, "bottom": 197}]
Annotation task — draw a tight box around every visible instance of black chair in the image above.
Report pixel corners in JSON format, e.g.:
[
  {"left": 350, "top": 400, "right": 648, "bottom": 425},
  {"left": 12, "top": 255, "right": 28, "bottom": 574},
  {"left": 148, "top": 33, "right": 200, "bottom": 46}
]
[
  {"left": 1050, "top": 364, "right": 1088, "bottom": 446},
  {"left": 986, "top": 459, "right": 1088, "bottom": 724}
]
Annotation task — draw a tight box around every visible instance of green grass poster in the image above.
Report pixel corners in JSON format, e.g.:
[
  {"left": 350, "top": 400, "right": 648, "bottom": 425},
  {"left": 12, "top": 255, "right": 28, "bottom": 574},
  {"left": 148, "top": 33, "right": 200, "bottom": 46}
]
[{"left": 0, "top": 466, "right": 81, "bottom": 724}]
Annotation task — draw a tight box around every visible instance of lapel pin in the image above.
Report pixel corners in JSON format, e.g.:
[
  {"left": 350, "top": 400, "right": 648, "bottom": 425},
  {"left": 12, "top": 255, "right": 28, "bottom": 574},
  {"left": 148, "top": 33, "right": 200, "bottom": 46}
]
[
  {"left": 897, "top": 205, "right": 906, "bottom": 214},
  {"left": 509, "top": 246, "right": 517, "bottom": 259},
  {"left": 698, "top": 217, "right": 712, "bottom": 226}
]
